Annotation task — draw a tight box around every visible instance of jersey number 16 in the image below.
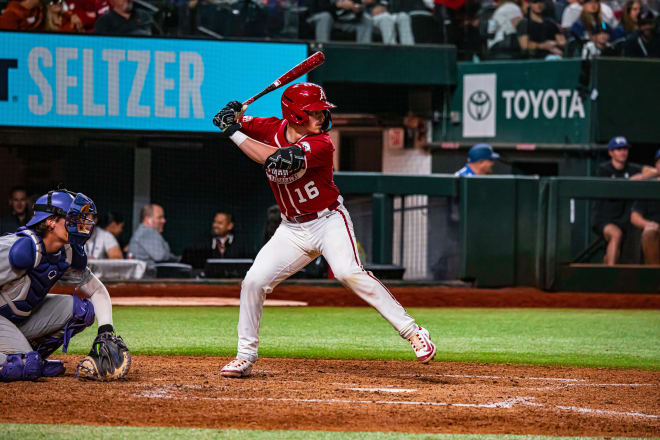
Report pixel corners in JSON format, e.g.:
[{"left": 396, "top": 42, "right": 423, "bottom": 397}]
[{"left": 294, "top": 181, "right": 319, "bottom": 203}]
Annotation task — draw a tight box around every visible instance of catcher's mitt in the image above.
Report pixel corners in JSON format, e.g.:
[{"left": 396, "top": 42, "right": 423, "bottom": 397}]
[{"left": 76, "top": 332, "right": 131, "bottom": 381}]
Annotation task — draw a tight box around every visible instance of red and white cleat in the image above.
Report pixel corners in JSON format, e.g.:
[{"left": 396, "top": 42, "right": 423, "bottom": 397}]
[
  {"left": 408, "top": 326, "right": 436, "bottom": 363},
  {"left": 221, "top": 358, "right": 254, "bottom": 378}
]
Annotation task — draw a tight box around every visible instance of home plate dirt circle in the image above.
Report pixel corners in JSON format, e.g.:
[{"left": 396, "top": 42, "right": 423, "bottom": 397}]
[{"left": 2, "top": 356, "right": 658, "bottom": 437}]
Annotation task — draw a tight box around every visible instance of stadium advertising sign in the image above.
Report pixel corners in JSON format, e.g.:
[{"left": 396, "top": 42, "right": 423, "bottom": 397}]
[
  {"left": 0, "top": 33, "right": 307, "bottom": 132},
  {"left": 456, "top": 60, "right": 590, "bottom": 144}
]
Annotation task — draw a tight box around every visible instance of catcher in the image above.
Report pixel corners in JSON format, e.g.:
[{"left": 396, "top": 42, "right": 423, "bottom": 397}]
[{"left": 0, "top": 189, "right": 130, "bottom": 382}]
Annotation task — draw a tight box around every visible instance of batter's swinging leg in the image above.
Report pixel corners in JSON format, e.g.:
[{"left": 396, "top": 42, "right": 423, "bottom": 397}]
[{"left": 319, "top": 204, "right": 417, "bottom": 339}]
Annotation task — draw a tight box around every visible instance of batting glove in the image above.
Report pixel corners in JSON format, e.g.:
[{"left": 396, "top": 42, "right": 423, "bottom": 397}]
[{"left": 213, "top": 101, "right": 243, "bottom": 136}]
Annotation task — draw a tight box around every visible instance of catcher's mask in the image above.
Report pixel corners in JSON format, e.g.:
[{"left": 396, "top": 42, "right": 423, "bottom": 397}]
[
  {"left": 28, "top": 189, "right": 97, "bottom": 241},
  {"left": 281, "top": 82, "right": 336, "bottom": 132}
]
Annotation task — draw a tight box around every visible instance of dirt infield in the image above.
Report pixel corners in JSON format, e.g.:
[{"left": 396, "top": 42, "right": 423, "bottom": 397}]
[
  {"left": 3, "top": 355, "right": 658, "bottom": 437},
  {"left": 52, "top": 282, "right": 660, "bottom": 309}
]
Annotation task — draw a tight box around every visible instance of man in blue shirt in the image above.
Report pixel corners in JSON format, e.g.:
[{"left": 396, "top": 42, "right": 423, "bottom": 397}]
[{"left": 455, "top": 144, "right": 499, "bottom": 176}]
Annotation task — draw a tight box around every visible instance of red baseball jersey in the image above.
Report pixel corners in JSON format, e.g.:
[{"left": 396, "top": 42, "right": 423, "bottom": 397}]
[{"left": 240, "top": 116, "right": 340, "bottom": 218}]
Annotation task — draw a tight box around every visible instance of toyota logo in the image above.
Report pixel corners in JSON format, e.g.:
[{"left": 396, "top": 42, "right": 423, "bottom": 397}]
[{"left": 467, "top": 90, "right": 492, "bottom": 121}]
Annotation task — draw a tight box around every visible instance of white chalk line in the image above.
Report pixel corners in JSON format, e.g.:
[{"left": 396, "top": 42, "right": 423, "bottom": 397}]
[
  {"left": 134, "top": 387, "right": 660, "bottom": 419},
  {"left": 533, "top": 383, "right": 658, "bottom": 391},
  {"left": 398, "top": 373, "right": 658, "bottom": 388},
  {"left": 346, "top": 387, "right": 417, "bottom": 393},
  {"left": 399, "top": 373, "right": 585, "bottom": 382}
]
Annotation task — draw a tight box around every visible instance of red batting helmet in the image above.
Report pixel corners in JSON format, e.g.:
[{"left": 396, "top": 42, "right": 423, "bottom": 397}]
[{"left": 281, "top": 82, "right": 336, "bottom": 126}]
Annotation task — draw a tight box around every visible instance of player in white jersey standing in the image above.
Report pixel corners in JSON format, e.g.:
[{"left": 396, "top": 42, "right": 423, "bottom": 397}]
[{"left": 213, "top": 82, "right": 436, "bottom": 378}]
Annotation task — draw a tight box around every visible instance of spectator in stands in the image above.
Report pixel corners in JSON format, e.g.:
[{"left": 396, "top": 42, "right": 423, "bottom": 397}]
[
  {"left": 128, "top": 204, "right": 179, "bottom": 273},
  {"left": 582, "top": 20, "right": 617, "bottom": 57},
  {"left": 183, "top": 212, "right": 252, "bottom": 269},
  {"left": 555, "top": 0, "right": 570, "bottom": 23},
  {"left": 433, "top": 0, "right": 465, "bottom": 44},
  {"left": 561, "top": 0, "right": 583, "bottom": 29},
  {"left": 517, "top": 0, "right": 566, "bottom": 57},
  {"left": 487, "top": 0, "right": 523, "bottom": 55},
  {"left": 0, "top": 186, "right": 29, "bottom": 234},
  {"left": 623, "top": 7, "right": 660, "bottom": 56},
  {"left": 455, "top": 143, "right": 499, "bottom": 176},
  {"left": 602, "top": 0, "right": 625, "bottom": 13},
  {"left": 592, "top": 136, "right": 658, "bottom": 265},
  {"left": 645, "top": 0, "right": 660, "bottom": 14},
  {"left": 619, "top": 0, "right": 642, "bottom": 34},
  {"left": 570, "top": 0, "right": 603, "bottom": 38},
  {"left": 363, "top": 0, "right": 415, "bottom": 44},
  {"left": 449, "top": 0, "right": 481, "bottom": 58},
  {"left": 44, "top": 0, "right": 83, "bottom": 31},
  {"left": 65, "top": 0, "right": 110, "bottom": 32},
  {"left": 99, "top": 211, "right": 125, "bottom": 241},
  {"left": 630, "top": 148, "right": 660, "bottom": 265},
  {"left": 93, "top": 0, "right": 152, "bottom": 35},
  {"left": 563, "top": 0, "right": 618, "bottom": 31},
  {"left": 209, "top": 212, "right": 251, "bottom": 258},
  {"left": 306, "top": 0, "right": 373, "bottom": 43},
  {"left": 0, "top": 0, "right": 44, "bottom": 29},
  {"left": 85, "top": 214, "right": 122, "bottom": 259}
]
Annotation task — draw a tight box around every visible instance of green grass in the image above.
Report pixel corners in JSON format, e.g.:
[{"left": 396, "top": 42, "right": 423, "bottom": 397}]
[
  {"left": 0, "top": 424, "right": 651, "bottom": 440},
  {"left": 63, "top": 307, "right": 660, "bottom": 370}
]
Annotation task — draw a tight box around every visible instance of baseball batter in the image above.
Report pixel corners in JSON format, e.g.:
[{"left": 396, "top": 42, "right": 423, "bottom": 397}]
[
  {"left": 213, "top": 82, "right": 436, "bottom": 378},
  {"left": 0, "top": 189, "right": 130, "bottom": 382}
]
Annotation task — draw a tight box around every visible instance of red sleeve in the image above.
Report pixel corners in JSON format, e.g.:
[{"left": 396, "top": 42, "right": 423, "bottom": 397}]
[
  {"left": 295, "top": 135, "right": 333, "bottom": 169},
  {"left": 0, "top": 7, "right": 21, "bottom": 29},
  {"left": 239, "top": 116, "right": 279, "bottom": 141}
]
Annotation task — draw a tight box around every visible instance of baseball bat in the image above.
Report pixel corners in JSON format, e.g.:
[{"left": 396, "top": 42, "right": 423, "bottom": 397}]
[{"left": 242, "top": 51, "right": 326, "bottom": 107}]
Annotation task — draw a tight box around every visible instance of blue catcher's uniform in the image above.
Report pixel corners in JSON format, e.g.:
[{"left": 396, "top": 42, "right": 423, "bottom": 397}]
[
  {"left": 0, "top": 190, "right": 100, "bottom": 381},
  {"left": 1, "top": 228, "right": 88, "bottom": 323}
]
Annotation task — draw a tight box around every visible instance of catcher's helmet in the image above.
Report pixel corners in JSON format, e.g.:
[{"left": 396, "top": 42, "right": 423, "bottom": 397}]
[
  {"left": 27, "top": 189, "right": 97, "bottom": 241},
  {"left": 281, "top": 83, "right": 336, "bottom": 127}
]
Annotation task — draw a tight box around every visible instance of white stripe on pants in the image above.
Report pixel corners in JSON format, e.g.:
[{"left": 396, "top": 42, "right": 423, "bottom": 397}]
[{"left": 236, "top": 204, "right": 417, "bottom": 362}]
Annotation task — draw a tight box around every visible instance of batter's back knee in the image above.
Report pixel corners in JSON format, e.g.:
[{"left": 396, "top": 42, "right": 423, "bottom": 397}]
[{"left": 331, "top": 265, "right": 359, "bottom": 286}]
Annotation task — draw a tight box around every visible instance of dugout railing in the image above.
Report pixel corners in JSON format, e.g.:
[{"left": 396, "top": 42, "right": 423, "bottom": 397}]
[
  {"left": 541, "top": 177, "right": 660, "bottom": 293},
  {"left": 334, "top": 172, "right": 660, "bottom": 292},
  {"left": 334, "top": 172, "right": 458, "bottom": 282}
]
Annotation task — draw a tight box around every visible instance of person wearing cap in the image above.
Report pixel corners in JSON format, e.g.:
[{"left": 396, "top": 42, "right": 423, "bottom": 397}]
[
  {"left": 630, "top": 148, "right": 660, "bottom": 265},
  {"left": 592, "top": 136, "right": 658, "bottom": 265},
  {"left": 581, "top": 20, "right": 617, "bottom": 58},
  {"left": 0, "top": 189, "right": 130, "bottom": 381},
  {"left": 455, "top": 144, "right": 500, "bottom": 176},
  {"left": 623, "top": 7, "right": 660, "bottom": 57}
]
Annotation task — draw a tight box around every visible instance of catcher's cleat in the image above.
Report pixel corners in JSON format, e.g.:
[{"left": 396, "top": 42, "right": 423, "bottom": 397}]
[
  {"left": 221, "top": 358, "right": 253, "bottom": 378},
  {"left": 408, "top": 326, "right": 436, "bottom": 363},
  {"left": 42, "top": 360, "right": 65, "bottom": 377}
]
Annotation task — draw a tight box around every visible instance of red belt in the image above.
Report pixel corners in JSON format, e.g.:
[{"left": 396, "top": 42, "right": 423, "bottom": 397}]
[{"left": 286, "top": 200, "right": 340, "bottom": 223}]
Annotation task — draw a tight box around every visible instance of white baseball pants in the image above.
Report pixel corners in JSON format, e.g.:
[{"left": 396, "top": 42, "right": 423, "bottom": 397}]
[{"left": 235, "top": 202, "right": 418, "bottom": 363}]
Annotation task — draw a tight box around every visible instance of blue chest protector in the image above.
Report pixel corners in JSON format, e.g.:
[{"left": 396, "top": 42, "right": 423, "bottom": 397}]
[{"left": 0, "top": 229, "right": 87, "bottom": 323}]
